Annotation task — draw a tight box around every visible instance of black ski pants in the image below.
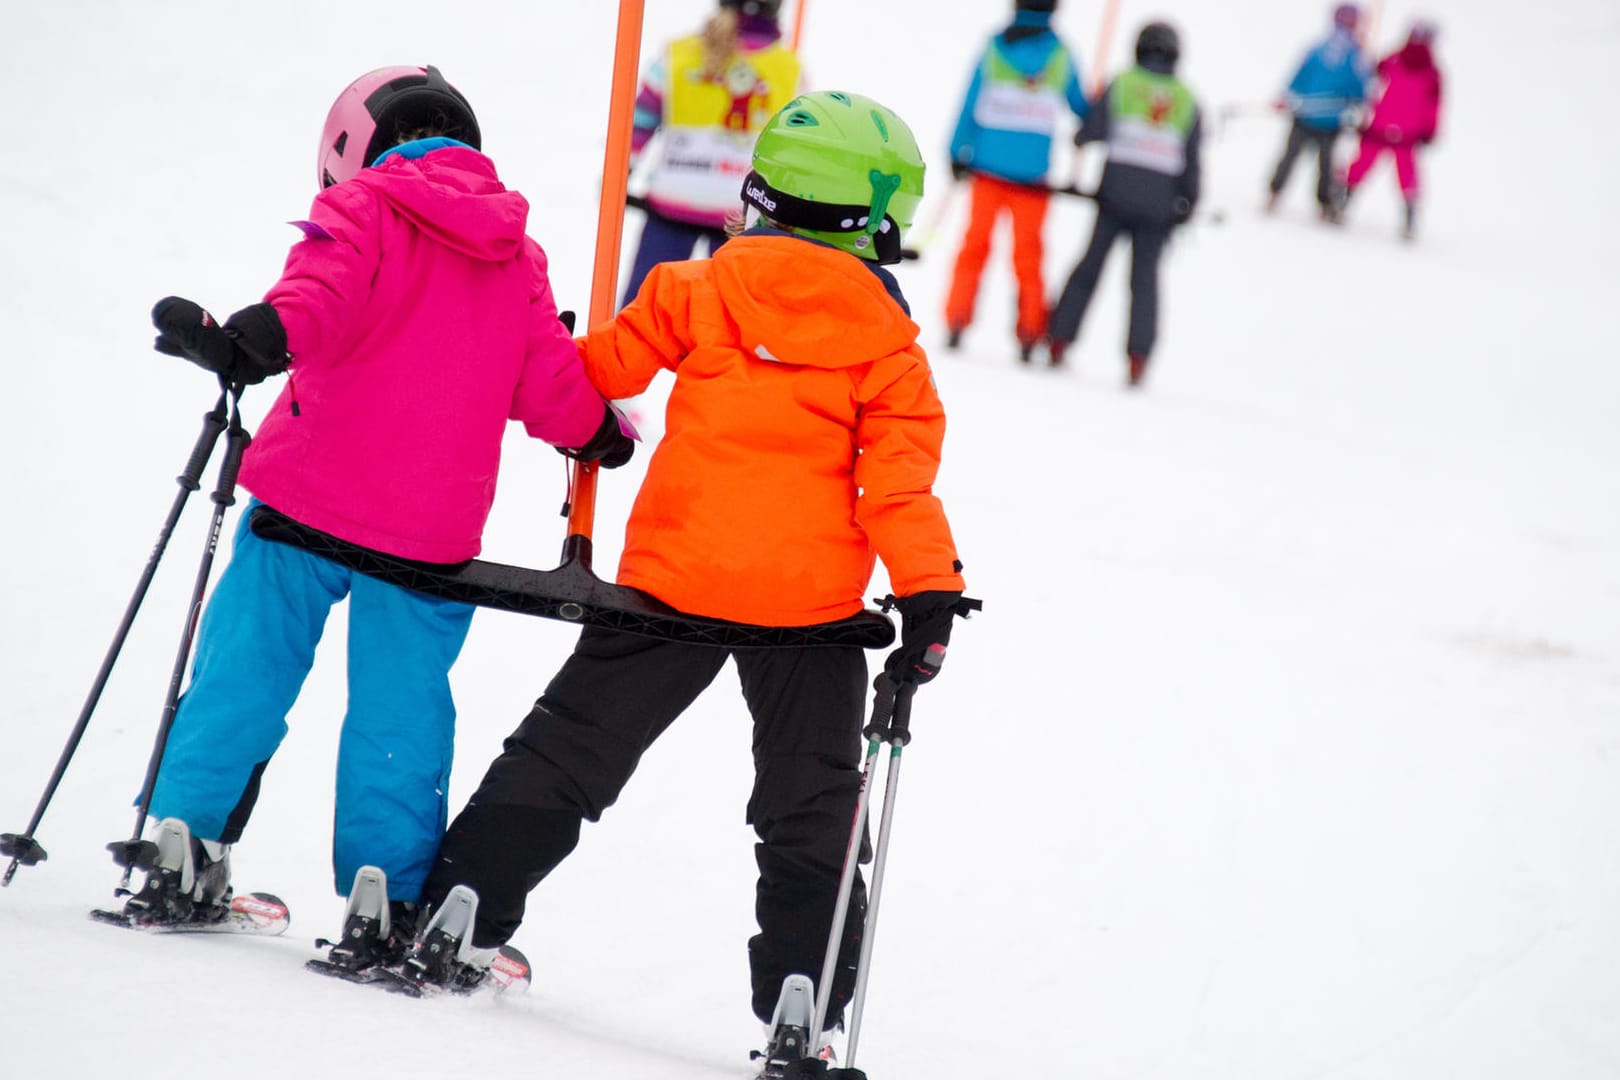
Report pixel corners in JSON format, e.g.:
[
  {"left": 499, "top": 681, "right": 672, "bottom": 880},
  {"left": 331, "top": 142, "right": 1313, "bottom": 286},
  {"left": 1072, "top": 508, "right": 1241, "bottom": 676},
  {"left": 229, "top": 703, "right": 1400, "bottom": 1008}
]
[
  {"left": 1048, "top": 207, "right": 1170, "bottom": 360},
  {"left": 424, "top": 626, "right": 870, "bottom": 1026},
  {"left": 1269, "top": 119, "right": 1340, "bottom": 209}
]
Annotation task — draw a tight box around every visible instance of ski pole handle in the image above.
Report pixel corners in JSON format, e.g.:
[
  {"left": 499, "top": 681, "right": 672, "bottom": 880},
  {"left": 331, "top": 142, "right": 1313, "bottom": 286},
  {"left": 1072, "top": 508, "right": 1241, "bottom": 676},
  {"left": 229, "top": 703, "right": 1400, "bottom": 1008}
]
[
  {"left": 865, "top": 644, "right": 942, "bottom": 745},
  {"left": 866, "top": 673, "right": 899, "bottom": 741}
]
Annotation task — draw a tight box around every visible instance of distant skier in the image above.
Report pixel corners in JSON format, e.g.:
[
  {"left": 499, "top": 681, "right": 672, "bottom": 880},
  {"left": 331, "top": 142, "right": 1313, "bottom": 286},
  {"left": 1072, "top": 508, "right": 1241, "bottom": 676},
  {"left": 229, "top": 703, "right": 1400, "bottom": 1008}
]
[
  {"left": 1046, "top": 22, "right": 1202, "bottom": 387},
  {"left": 123, "top": 66, "right": 632, "bottom": 952},
  {"left": 1265, "top": 3, "right": 1370, "bottom": 222},
  {"left": 620, "top": 0, "right": 802, "bottom": 307},
  {"left": 943, "top": 0, "right": 1089, "bottom": 361},
  {"left": 1338, "top": 20, "right": 1445, "bottom": 240},
  {"left": 394, "top": 92, "right": 975, "bottom": 1067}
]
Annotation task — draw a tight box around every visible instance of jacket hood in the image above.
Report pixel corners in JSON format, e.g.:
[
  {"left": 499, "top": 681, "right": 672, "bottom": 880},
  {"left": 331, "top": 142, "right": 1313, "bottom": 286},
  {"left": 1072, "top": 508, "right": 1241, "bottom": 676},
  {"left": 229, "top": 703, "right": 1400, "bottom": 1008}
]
[
  {"left": 711, "top": 234, "right": 919, "bottom": 369},
  {"left": 1397, "top": 41, "right": 1435, "bottom": 70},
  {"left": 1001, "top": 10, "right": 1054, "bottom": 44},
  {"left": 348, "top": 146, "right": 529, "bottom": 262}
]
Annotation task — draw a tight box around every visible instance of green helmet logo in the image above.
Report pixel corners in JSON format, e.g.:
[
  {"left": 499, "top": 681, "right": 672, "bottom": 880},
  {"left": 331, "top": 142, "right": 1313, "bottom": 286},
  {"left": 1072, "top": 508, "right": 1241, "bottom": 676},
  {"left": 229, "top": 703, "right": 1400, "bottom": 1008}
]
[{"left": 743, "top": 91, "right": 926, "bottom": 264}]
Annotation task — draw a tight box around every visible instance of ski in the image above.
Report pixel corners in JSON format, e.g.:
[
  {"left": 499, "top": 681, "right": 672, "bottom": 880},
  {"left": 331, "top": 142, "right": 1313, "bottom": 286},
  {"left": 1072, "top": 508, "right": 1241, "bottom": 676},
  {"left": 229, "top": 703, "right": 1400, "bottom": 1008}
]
[
  {"left": 311, "top": 944, "right": 532, "bottom": 998},
  {"left": 90, "top": 891, "right": 290, "bottom": 936}
]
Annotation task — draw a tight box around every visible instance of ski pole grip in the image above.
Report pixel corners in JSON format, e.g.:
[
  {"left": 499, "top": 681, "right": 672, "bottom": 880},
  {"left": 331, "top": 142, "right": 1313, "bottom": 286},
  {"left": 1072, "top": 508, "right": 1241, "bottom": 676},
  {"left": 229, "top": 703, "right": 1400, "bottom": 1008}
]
[
  {"left": 213, "top": 426, "right": 250, "bottom": 507},
  {"left": 889, "top": 682, "right": 917, "bottom": 746},
  {"left": 866, "top": 673, "right": 898, "bottom": 740},
  {"left": 179, "top": 395, "right": 230, "bottom": 490}
]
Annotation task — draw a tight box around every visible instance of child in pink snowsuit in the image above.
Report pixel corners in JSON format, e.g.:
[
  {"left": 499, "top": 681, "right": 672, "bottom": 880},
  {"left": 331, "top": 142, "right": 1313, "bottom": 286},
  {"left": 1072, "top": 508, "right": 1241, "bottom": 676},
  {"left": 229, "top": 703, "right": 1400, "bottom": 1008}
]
[
  {"left": 1341, "top": 21, "right": 1444, "bottom": 238},
  {"left": 131, "top": 66, "right": 633, "bottom": 943}
]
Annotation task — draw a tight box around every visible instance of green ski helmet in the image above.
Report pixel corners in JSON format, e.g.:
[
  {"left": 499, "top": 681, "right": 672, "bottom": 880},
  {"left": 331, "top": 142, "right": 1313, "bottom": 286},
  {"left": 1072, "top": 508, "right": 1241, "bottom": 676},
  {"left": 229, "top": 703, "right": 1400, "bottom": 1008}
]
[{"left": 742, "top": 91, "right": 925, "bottom": 265}]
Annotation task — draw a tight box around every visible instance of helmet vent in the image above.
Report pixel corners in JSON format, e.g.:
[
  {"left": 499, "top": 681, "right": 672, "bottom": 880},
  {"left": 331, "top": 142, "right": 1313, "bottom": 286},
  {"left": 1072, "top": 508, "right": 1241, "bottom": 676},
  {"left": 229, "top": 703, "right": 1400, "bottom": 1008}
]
[
  {"left": 784, "top": 110, "right": 819, "bottom": 127},
  {"left": 333, "top": 131, "right": 348, "bottom": 155},
  {"left": 869, "top": 110, "right": 890, "bottom": 142},
  {"left": 825, "top": 92, "right": 851, "bottom": 105}
]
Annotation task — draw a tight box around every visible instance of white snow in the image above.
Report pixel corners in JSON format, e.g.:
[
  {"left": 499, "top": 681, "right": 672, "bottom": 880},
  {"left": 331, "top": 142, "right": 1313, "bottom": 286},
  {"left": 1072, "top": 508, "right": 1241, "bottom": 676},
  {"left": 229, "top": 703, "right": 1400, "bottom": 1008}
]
[{"left": 2, "top": 1, "right": 1617, "bottom": 1077}]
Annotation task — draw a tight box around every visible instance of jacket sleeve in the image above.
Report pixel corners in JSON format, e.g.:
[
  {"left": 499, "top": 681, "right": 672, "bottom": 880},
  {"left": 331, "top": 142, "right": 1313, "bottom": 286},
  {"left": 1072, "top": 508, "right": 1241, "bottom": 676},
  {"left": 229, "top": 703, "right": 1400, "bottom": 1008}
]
[
  {"left": 1179, "top": 107, "right": 1203, "bottom": 207},
  {"left": 1075, "top": 82, "right": 1112, "bottom": 147},
  {"left": 577, "top": 261, "right": 695, "bottom": 400},
  {"left": 628, "top": 52, "right": 667, "bottom": 170},
  {"left": 515, "top": 240, "right": 610, "bottom": 448},
  {"left": 1063, "top": 46, "right": 1090, "bottom": 121},
  {"left": 263, "top": 184, "right": 383, "bottom": 365},
  {"left": 852, "top": 347, "right": 966, "bottom": 598}
]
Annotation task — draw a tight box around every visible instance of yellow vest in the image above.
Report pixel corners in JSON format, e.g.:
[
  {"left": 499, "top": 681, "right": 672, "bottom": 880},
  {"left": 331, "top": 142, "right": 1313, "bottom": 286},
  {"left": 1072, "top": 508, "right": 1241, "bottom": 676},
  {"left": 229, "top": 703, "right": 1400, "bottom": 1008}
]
[{"left": 645, "top": 35, "right": 802, "bottom": 222}]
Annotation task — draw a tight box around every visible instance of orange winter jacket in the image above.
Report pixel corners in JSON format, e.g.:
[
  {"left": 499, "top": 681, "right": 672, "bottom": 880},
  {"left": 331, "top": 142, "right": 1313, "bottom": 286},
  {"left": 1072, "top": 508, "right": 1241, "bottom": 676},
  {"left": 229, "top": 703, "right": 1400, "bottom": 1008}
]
[{"left": 581, "top": 232, "right": 965, "bottom": 627}]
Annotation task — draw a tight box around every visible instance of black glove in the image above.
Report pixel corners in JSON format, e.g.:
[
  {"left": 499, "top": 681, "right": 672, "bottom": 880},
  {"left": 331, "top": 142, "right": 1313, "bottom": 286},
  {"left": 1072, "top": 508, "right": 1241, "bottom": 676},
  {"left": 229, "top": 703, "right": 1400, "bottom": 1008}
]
[
  {"left": 152, "top": 297, "right": 288, "bottom": 385},
  {"left": 1171, "top": 197, "right": 1193, "bottom": 227},
  {"left": 883, "top": 590, "right": 965, "bottom": 686},
  {"left": 561, "top": 404, "right": 635, "bottom": 469},
  {"left": 950, "top": 159, "right": 972, "bottom": 182}
]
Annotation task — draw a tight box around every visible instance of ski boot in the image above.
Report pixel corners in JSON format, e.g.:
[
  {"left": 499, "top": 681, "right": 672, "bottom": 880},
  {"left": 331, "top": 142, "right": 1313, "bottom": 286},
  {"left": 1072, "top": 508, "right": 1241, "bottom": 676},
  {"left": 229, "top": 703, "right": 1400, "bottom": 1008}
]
[
  {"left": 377, "top": 885, "right": 530, "bottom": 997},
  {"left": 308, "top": 866, "right": 418, "bottom": 981},
  {"left": 1127, "top": 351, "right": 1150, "bottom": 388},
  {"left": 116, "top": 817, "right": 233, "bottom": 927},
  {"left": 752, "top": 975, "right": 839, "bottom": 1079},
  {"left": 1017, "top": 334, "right": 1041, "bottom": 365},
  {"left": 1046, "top": 337, "right": 1070, "bottom": 369},
  {"left": 944, "top": 326, "right": 964, "bottom": 351},
  {"left": 1401, "top": 199, "right": 1417, "bottom": 242}
]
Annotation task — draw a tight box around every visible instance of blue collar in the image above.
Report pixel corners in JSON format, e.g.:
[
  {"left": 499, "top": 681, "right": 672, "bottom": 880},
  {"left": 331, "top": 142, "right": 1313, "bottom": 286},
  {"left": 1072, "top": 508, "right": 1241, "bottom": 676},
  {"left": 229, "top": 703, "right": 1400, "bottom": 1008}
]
[{"left": 372, "top": 137, "right": 474, "bottom": 167}]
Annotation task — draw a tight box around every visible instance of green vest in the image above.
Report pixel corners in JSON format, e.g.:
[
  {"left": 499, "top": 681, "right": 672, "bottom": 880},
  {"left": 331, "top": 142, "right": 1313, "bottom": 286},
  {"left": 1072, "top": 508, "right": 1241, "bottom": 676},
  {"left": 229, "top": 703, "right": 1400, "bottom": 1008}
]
[
  {"left": 973, "top": 42, "right": 1070, "bottom": 135},
  {"left": 1107, "top": 67, "right": 1195, "bottom": 176}
]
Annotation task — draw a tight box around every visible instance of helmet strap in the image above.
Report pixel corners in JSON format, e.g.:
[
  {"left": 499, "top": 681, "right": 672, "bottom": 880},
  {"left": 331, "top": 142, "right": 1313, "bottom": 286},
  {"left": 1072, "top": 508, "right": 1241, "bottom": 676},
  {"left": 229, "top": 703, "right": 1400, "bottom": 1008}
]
[{"left": 740, "top": 171, "right": 905, "bottom": 264}]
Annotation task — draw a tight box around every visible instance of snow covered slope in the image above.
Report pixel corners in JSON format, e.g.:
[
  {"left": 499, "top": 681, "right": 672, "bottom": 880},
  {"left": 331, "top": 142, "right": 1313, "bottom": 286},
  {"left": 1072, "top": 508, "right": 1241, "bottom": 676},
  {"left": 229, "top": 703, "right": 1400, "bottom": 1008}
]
[{"left": 2, "top": 1, "right": 1616, "bottom": 1077}]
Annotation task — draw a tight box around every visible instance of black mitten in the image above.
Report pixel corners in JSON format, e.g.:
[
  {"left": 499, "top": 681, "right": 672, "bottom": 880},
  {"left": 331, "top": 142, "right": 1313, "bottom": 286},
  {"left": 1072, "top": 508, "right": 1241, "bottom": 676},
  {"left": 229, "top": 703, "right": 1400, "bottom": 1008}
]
[
  {"left": 561, "top": 404, "right": 636, "bottom": 469},
  {"left": 883, "top": 590, "right": 964, "bottom": 686},
  {"left": 152, "top": 297, "right": 287, "bottom": 385}
]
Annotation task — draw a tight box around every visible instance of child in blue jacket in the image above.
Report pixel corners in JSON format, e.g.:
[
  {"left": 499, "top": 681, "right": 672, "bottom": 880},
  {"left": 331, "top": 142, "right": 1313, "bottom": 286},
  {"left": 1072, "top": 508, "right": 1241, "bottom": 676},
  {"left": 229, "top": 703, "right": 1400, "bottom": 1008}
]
[
  {"left": 1266, "top": 4, "right": 1369, "bottom": 220},
  {"left": 943, "top": 0, "right": 1088, "bottom": 361}
]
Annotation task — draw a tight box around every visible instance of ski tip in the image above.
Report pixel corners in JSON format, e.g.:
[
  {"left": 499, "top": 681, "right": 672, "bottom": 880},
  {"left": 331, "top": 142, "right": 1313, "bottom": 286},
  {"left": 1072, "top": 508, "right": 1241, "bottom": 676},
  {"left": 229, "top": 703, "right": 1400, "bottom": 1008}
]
[
  {"left": 231, "top": 891, "right": 291, "bottom": 935},
  {"left": 487, "top": 944, "right": 532, "bottom": 994}
]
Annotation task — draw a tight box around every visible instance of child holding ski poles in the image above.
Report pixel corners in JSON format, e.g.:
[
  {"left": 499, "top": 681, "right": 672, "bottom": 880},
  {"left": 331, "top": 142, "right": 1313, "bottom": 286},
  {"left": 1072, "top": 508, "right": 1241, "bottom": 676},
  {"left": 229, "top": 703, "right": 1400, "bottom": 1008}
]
[
  {"left": 391, "top": 91, "right": 975, "bottom": 1069},
  {"left": 122, "top": 65, "right": 634, "bottom": 954},
  {"left": 620, "top": 0, "right": 802, "bottom": 307},
  {"left": 943, "top": 0, "right": 1089, "bottom": 361},
  {"left": 1266, "top": 3, "right": 1370, "bottom": 221}
]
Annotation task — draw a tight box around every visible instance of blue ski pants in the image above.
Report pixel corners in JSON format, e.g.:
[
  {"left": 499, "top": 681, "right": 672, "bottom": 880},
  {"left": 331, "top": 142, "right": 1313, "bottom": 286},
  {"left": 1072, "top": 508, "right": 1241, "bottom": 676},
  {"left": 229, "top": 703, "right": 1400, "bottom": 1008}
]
[{"left": 147, "top": 503, "right": 476, "bottom": 900}]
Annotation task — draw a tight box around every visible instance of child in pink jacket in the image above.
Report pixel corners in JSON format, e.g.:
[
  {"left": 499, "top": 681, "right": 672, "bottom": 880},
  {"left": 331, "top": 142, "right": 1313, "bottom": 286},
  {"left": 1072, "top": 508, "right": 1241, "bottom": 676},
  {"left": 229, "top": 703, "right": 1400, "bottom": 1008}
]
[
  {"left": 1340, "top": 21, "right": 1444, "bottom": 239},
  {"left": 126, "top": 66, "right": 633, "bottom": 953}
]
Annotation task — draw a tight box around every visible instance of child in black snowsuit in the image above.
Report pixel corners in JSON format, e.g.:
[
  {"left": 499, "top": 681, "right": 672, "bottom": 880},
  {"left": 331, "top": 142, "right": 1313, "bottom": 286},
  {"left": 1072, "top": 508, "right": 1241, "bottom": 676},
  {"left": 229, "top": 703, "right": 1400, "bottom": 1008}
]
[{"left": 1046, "top": 22, "right": 1202, "bottom": 386}]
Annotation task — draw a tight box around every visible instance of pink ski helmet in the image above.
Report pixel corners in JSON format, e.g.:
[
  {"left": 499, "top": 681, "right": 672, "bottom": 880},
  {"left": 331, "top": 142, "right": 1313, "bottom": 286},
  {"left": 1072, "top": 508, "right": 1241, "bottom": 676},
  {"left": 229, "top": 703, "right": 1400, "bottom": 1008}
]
[
  {"left": 1332, "top": 3, "right": 1360, "bottom": 30},
  {"left": 317, "top": 65, "right": 480, "bottom": 189}
]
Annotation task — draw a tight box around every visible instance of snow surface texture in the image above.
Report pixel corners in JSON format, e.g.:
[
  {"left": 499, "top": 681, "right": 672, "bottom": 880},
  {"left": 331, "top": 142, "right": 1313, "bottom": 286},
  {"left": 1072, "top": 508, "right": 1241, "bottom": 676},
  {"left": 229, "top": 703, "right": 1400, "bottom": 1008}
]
[{"left": 2, "top": 1, "right": 1617, "bottom": 1077}]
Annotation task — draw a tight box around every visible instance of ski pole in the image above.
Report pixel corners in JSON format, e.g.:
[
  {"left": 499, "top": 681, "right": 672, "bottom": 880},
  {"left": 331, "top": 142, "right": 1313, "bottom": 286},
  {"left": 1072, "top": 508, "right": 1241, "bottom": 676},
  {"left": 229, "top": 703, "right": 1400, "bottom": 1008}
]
[
  {"left": 897, "top": 180, "right": 963, "bottom": 262},
  {"left": 0, "top": 390, "right": 231, "bottom": 887},
  {"left": 842, "top": 663, "right": 925, "bottom": 1069},
  {"left": 107, "top": 385, "right": 251, "bottom": 891},
  {"left": 788, "top": 0, "right": 809, "bottom": 52},
  {"left": 1089, "top": 0, "right": 1123, "bottom": 99},
  {"left": 810, "top": 646, "right": 943, "bottom": 1058},
  {"left": 562, "top": 0, "right": 646, "bottom": 571}
]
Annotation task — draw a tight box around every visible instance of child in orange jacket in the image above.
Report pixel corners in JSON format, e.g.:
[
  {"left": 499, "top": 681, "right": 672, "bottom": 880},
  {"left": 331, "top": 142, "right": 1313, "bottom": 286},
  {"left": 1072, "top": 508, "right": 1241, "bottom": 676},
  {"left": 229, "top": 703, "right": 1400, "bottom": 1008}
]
[{"left": 406, "top": 92, "right": 972, "bottom": 1061}]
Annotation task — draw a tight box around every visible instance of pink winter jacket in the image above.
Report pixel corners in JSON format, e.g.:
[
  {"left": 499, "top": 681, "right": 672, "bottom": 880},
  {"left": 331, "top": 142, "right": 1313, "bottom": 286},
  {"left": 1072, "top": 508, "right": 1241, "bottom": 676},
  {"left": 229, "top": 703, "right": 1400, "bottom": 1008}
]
[
  {"left": 1365, "top": 43, "right": 1443, "bottom": 145},
  {"left": 238, "top": 147, "right": 607, "bottom": 563}
]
